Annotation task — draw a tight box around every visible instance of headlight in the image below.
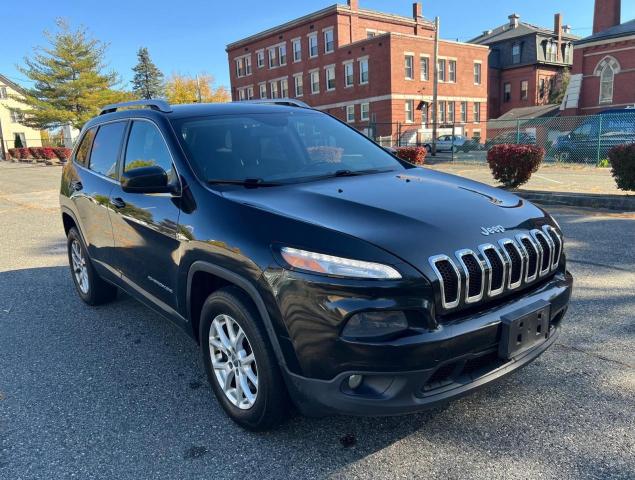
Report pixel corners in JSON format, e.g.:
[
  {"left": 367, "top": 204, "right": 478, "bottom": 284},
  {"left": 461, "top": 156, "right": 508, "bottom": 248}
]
[{"left": 280, "top": 247, "right": 401, "bottom": 279}]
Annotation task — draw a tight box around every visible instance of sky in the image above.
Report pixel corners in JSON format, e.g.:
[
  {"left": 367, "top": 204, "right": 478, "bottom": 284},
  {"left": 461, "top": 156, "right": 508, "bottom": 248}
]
[{"left": 1, "top": 0, "right": 634, "bottom": 91}]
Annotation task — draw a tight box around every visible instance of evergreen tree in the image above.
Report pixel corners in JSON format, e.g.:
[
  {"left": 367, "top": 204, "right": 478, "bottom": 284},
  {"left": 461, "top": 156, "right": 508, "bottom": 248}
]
[
  {"left": 131, "top": 47, "right": 165, "bottom": 99},
  {"left": 14, "top": 20, "right": 130, "bottom": 130}
]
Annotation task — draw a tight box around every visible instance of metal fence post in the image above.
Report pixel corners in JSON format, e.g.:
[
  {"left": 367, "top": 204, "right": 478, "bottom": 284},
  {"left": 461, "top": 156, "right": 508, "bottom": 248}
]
[
  {"left": 397, "top": 122, "right": 402, "bottom": 147},
  {"left": 451, "top": 122, "right": 455, "bottom": 161},
  {"left": 596, "top": 114, "right": 603, "bottom": 165}
]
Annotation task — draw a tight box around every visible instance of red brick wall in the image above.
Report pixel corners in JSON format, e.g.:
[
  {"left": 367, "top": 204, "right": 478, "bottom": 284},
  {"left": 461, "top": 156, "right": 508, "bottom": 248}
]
[
  {"left": 494, "top": 65, "right": 561, "bottom": 118},
  {"left": 570, "top": 38, "right": 635, "bottom": 113}
]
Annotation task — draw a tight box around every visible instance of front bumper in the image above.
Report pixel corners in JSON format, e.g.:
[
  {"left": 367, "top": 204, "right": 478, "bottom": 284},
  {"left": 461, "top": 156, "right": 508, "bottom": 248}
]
[{"left": 281, "top": 271, "right": 572, "bottom": 417}]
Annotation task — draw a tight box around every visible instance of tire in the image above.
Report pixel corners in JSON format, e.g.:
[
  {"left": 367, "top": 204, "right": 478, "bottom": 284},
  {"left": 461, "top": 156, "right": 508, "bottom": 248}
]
[
  {"left": 199, "top": 286, "right": 289, "bottom": 431},
  {"left": 66, "top": 227, "right": 117, "bottom": 306}
]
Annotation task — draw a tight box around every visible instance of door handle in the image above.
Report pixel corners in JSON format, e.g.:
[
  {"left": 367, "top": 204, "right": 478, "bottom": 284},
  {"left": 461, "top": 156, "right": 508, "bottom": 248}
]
[
  {"left": 110, "top": 197, "right": 126, "bottom": 209},
  {"left": 70, "top": 180, "right": 83, "bottom": 192}
]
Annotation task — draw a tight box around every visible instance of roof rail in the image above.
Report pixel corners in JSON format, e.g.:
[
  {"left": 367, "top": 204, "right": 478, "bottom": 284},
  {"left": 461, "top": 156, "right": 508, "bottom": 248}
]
[
  {"left": 238, "top": 99, "right": 312, "bottom": 109},
  {"left": 100, "top": 99, "right": 172, "bottom": 115}
]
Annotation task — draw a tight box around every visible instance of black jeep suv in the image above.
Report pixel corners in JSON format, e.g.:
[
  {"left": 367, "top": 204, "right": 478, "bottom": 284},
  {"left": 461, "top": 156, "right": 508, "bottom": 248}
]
[{"left": 60, "top": 99, "right": 573, "bottom": 430}]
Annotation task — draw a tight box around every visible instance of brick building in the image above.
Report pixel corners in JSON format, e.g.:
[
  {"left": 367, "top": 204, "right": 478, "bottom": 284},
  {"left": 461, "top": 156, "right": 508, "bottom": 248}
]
[
  {"left": 470, "top": 13, "right": 579, "bottom": 119},
  {"left": 561, "top": 0, "right": 635, "bottom": 115},
  {"left": 226, "top": 1, "right": 489, "bottom": 145}
]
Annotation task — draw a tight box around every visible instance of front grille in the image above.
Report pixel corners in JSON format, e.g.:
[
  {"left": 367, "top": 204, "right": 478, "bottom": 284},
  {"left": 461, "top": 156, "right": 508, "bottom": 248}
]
[{"left": 428, "top": 227, "right": 563, "bottom": 311}]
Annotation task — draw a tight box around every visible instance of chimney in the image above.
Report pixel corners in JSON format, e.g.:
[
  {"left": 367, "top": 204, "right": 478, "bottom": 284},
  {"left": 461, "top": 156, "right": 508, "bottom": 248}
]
[
  {"left": 554, "top": 13, "right": 563, "bottom": 61},
  {"left": 413, "top": 2, "right": 423, "bottom": 19},
  {"left": 348, "top": 0, "right": 358, "bottom": 11},
  {"left": 593, "top": 0, "right": 620, "bottom": 34},
  {"left": 348, "top": 0, "right": 360, "bottom": 43},
  {"left": 508, "top": 13, "right": 520, "bottom": 29},
  {"left": 563, "top": 24, "right": 571, "bottom": 34}
]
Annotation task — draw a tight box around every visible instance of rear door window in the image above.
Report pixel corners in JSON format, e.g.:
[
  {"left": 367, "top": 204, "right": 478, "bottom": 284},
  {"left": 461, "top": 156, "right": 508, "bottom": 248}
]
[
  {"left": 74, "top": 128, "right": 97, "bottom": 166},
  {"left": 123, "top": 121, "right": 176, "bottom": 183},
  {"left": 88, "top": 122, "right": 127, "bottom": 179}
]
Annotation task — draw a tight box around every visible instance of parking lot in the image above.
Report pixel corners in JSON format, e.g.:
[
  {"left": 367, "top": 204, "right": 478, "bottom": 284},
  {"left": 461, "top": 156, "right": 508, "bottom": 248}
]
[{"left": 1, "top": 163, "right": 634, "bottom": 480}]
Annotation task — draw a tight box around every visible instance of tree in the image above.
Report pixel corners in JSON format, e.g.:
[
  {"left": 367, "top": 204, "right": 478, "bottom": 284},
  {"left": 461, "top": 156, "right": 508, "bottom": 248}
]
[
  {"left": 549, "top": 68, "right": 570, "bottom": 105},
  {"left": 131, "top": 47, "right": 165, "bottom": 99},
  {"left": 165, "top": 73, "right": 230, "bottom": 104},
  {"left": 14, "top": 19, "right": 131, "bottom": 130}
]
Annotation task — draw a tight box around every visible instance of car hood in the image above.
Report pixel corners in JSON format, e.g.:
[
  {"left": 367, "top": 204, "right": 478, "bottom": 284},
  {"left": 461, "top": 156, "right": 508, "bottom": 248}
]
[{"left": 222, "top": 169, "right": 550, "bottom": 270}]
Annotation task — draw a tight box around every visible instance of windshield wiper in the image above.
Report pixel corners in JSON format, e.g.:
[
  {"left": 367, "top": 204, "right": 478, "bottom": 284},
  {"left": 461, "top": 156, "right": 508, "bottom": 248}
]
[
  {"left": 207, "top": 178, "right": 282, "bottom": 187},
  {"left": 328, "top": 168, "right": 395, "bottom": 178}
]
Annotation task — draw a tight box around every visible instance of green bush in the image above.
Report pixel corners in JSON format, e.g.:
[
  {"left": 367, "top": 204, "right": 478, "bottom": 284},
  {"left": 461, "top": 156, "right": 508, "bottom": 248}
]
[
  {"left": 608, "top": 144, "right": 635, "bottom": 191},
  {"left": 597, "top": 158, "right": 610, "bottom": 168}
]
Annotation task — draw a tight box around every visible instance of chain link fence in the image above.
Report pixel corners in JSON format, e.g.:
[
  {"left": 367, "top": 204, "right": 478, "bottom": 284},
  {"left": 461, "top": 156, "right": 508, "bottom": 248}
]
[{"left": 362, "top": 111, "right": 635, "bottom": 165}]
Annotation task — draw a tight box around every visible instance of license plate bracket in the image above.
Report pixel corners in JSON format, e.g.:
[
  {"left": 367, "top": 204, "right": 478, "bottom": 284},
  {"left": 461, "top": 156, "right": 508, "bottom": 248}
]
[{"left": 499, "top": 300, "right": 551, "bottom": 360}]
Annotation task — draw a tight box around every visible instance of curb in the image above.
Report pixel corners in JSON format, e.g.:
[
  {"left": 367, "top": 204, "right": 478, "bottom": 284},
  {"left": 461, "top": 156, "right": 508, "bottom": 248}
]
[{"left": 511, "top": 189, "right": 635, "bottom": 212}]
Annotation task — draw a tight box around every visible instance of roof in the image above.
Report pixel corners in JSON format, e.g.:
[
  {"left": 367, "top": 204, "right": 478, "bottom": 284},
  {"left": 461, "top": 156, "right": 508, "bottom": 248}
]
[
  {"left": 470, "top": 20, "right": 579, "bottom": 45},
  {"left": 496, "top": 104, "right": 561, "bottom": 121},
  {"left": 575, "top": 19, "right": 635, "bottom": 45},
  {"left": 0, "top": 73, "right": 28, "bottom": 95}
]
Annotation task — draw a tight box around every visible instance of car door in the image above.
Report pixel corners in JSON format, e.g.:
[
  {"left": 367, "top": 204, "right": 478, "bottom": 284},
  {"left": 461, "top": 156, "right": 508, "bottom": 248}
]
[
  {"left": 69, "top": 122, "right": 127, "bottom": 273},
  {"left": 108, "top": 119, "right": 182, "bottom": 310},
  {"left": 436, "top": 136, "right": 449, "bottom": 151}
]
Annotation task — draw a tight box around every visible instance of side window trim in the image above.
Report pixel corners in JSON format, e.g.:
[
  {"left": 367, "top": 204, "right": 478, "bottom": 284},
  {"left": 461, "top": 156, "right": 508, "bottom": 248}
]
[
  {"left": 87, "top": 120, "right": 129, "bottom": 181},
  {"left": 73, "top": 128, "right": 97, "bottom": 167}
]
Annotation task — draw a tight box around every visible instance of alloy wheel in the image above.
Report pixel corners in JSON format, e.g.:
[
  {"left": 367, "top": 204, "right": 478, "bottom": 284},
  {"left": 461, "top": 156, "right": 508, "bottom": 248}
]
[
  {"left": 71, "top": 240, "right": 89, "bottom": 294},
  {"left": 208, "top": 314, "right": 258, "bottom": 410}
]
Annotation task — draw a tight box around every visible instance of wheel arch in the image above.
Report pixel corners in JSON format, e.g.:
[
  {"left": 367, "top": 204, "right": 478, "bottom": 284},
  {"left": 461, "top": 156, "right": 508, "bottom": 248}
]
[{"left": 186, "top": 261, "right": 287, "bottom": 369}]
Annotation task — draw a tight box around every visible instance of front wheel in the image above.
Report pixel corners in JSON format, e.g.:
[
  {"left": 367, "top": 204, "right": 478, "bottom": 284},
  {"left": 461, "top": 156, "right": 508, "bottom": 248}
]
[
  {"left": 66, "top": 227, "right": 117, "bottom": 305},
  {"left": 199, "top": 286, "right": 289, "bottom": 430}
]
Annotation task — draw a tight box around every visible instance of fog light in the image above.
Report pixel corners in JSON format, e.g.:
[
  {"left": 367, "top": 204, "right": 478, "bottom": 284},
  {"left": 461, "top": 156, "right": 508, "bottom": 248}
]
[
  {"left": 342, "top": 311, "right": 409, "bottom": 339},
  {"left": 348, "top": 374, "right": 363, "bottom": 390}
]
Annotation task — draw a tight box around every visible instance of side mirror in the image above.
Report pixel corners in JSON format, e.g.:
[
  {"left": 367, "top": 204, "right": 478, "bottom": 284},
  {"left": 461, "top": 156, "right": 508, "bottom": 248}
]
[{"left": 121, "top": 166, "right": 172, "bottom": 194}]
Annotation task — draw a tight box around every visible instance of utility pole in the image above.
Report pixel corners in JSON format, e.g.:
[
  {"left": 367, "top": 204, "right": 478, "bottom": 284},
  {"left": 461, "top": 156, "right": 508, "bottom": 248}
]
[
  {"left": 195, "top": 74, "right": 202, "bottom": 103},
  {"left": 432, "top": 16, "right": 440, "bottom": 156}
]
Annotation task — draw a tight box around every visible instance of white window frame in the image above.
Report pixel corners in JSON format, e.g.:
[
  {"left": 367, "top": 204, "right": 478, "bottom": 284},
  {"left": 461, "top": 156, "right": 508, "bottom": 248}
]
[
  {"left": 460, "top": 101, "right": 467, "bottom": 123},
  {"left": 0, "top": 86, "right": 7, "bottom": 99},
  {"left": 473, "top": 61, "right": 482, "bottom": 85},
  {"left": 323, "top": 27, "right": 335, "bottom": 54},
  {"left": 360, "top": 102, "right": 370, "bottom": 121},
  {"left": 293, "top": 74, "right": 303, "bottom": 97},
  {"left": 448, "top": 60, "right": 456, "bottom": 83},
  {"left": 346, "top": 105, "right": 355, "bottom": 123},
  {"left": 278, "top": 44, "right": 287, "bottom": 66},
  {"left": 344, "top": 61, "right": 354, "bottom": 87},
  {"left": 448, "top": 101, "right": 455, "bottom": 123},
  {"left": 420, "top": 55, "right": 429, "bottom": 81},
  {"left": 405, "top": 100, "right": 414, "bottom": 123},
  {"left": 280, "top": 78, "right": 289, "bottom": 98},
  {"left": 270, "top": 80, "right": 279, "bottom": 99},
  {"left": 521, "top": 80, "right": 529, "bottom": 100},
  {"left": 599, "top": 64, "right": 615, "bottom": 104},
  {"left": 473, "top": 102, "right": 481, "bottom": 123},
  {"left": 437, "top": 59, "right": 446, "bottom": 82},
  {"left": 268, "top": 48, "right": 277, "bottom": 68},
  {"left": 325, "top": 65, "right": 336, "bottom": 91},
  {"left": 438, "top": 100, "right": 446, "bottom": 124},
  {"left": 235, "top": 57, "right": 244, "bottom": 78},
  {"left": 259, "top": 82, "right": 267, "bottom": 99},
  {"left": 359, "top": 57, "right": 369, "bottom": 85},
  {"left": 308, "top": 33, "right": 319, "bottom": 58},
  {"left": 256, "top": 50, "right": 265, "bottom": 68},
  {"left": 310, "top": 69, "right": 320, "bottom": 94},
  {"left": 405, "top": 54, "right": 414, "bottom": 80},
  {"left": 292, "top": 38, "right": 302, "bottom": 62},
  {"left": 246, "top": 86, "right": 254, "bottom": 100}
]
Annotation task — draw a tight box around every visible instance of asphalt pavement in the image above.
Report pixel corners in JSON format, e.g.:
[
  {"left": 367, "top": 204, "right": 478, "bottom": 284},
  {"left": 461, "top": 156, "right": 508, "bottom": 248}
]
[{"left": 1, "top": 163, "right": 633, "bottom": 480}]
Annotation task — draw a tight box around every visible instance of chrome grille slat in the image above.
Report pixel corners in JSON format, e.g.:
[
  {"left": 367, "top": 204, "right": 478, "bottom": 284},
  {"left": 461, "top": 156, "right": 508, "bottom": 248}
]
[
  {"left": 531, "top": 229, "right": 553, "bottom": 277},
  {"left": 429, "top": 255, "right": 461, "bottom": 310},
  {"left": 543, "top": 225, "right": 562, "bottom": 271},
  {"left": 479, "top": 244, "right": 506, "bottom": 297},
  {"left": 455, "top": 249, "right": 485, "bottom": 304},
  {"left": 516, "top": 234, "right": 539, "bottom": 282},
  {"left": 499, "top": 239, "right": 524, "bottom": 290}
]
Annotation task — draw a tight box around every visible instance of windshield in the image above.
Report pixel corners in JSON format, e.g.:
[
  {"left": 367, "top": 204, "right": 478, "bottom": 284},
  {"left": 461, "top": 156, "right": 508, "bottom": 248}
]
[{"left": 171, "top": 111, "right": 408, "bottom": 184}]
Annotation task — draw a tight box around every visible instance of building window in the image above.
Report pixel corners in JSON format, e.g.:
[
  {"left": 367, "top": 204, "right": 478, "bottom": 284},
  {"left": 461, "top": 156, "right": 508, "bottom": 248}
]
[
  {"left": 346, "top": 105, "right": 355, "bottom": 123},
  {"left": 235, "top": 58, "right": 244, "bottom": 77},
  {"left": 278, "top": 44, "right": 287, "bottom": 66},
  {"left": 405, "top": 54, "right": 414, "bottom": 80},
  {"left": 292, "top": 39, "right": 302, "bottom": 62},
  {"left": 437, "top": 59, "right": 446, "bottom": 82},
  {"left": 420, "top": 56, "right": 429, "bottom": 81},
  {"left": 259, "top": 83, "right": 267, "bottom": 98},
  {"left": 268, "top": 48, "right": 277, "bottom": 68},
  {"left": 438, "top": 100, "right": 446, "bottom": 124},
  {"left": 310, "top": 70, "right": 320, "bottom": 94},
  {"left": 405, "top": 100, "right": 414, "bottom": 123},
  {"left": 309, "top": 33, "right": 318, "bottom": 58},
  {"left": 359, "top": 58, "right": 369, "bottom": 84},
  {"left": 0, "top": 86, "right": 7, "bottom": 99},
  {"left": 460, "top": 101, "right": 467, "bottom": 123},
  {"left": 366, "top": 29, "right": 377, "bottom": 38},
  {"left": 280, "top": 78, "right": 289, "bottom": 98},
  {"left": 294, "top": 75, "right": 303, "bottom": 97},
  {"left": 521, "top": 80, "right": 528, "bottom": 100},
  {"left": 270, "top": 81, "right": 279, "bottom": 99},
  {"left": 10, "top": 110, "right": 24, "bottom": 123},
  {"left": 563, "top": 43, "right": 572, "bottom": 63},
  {"left": 473, "top": 102, "right": 481, "bottom": 122},
  {"left": 246, "top": 56, "right": 252, "bottom": 75},
  {"left": 512, "top": 42, "right": 521, "bottom": 64},
  {"left": 325, "top": 65, "right": 336, "bottom": 91},
  {"left": 448, "top": 101, "right": 455, "bottom": 123},
  {"left": 599, "top": 64, "right": 615, "bottom": 104},
  {"left": 324, "top": 28, "right": 334, "bottom": 53},
  {"left": 503, "top": 82, "right": 511, "bottom": 102},
  {"left": 448, "top": 60, "right": 456, "bottom": 83},
  {"left": 361, "top": 102, "right": 369, "bottom": 121},
  {"left": 545, "top": 40, "right": 557, "bottom": 62},
  {"left": 257, "top": 50, "right": 265, "bottom": 68},
  {"left": 344, "top": 61, "right": 354, "bottom": 87},
  {"left": 474, "top": 62, "right": 482, "bottom": 85}
]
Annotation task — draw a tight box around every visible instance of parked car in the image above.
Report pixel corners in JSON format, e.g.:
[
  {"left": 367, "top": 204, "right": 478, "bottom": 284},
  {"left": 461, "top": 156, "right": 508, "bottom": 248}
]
[
  {"left": 553, "top": 110, "right": 635, "bottom": 162},
  {"left": 485, "top": 132, "right": 536, "bottom": 149},
  {"left": 423, "top": 135, "right": 468, "bottom": 153},
  {"left": 60, "top": 99, "right": 573, "bottom": 430}
]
